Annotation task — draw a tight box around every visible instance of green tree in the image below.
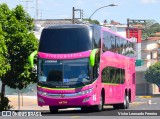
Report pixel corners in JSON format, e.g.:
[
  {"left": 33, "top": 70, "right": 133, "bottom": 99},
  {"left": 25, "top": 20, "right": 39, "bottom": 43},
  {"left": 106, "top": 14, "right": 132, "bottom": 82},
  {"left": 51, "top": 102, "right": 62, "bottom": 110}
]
[
  {"left": 83, "top": 18, "right": 100, "bottom": 25},
  {"left": 0, "top": 4, "right": 38, "bottom": 110},
  {"left": 142, "top": 20, "right": 160, "bottom": 39},
  {"left": 145, "top": 62, "right": 160, "bottom": 87},
  {"left": 0, "top": 24, "right": 11, "bottom": 110}
]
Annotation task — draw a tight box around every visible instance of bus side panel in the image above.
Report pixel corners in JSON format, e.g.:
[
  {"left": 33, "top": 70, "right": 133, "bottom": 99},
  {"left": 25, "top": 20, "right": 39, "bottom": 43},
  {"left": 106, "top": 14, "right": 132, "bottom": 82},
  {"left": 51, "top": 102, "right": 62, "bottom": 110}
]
[
  {"left": 130, "top": 58, "right": 136, "bottom": 102},
  {"left": 102, "top": 84, "right": 124, "bottom": 104},
  {"left": 100, "top": 52, "right": 126, "bottom": 104}
]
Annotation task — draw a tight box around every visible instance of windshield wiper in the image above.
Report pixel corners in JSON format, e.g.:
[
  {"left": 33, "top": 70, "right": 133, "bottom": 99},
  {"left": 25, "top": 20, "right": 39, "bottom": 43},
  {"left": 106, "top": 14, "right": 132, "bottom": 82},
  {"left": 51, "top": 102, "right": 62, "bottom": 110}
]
[
  {"left": 39, "top": 81, "right": 47, "bottom": 84},
  {"left": 47, "top": 81, "right": 63, "bottom": 84},
  {"left": 69, "top": 81, "right": 86, "bottom": 85}
]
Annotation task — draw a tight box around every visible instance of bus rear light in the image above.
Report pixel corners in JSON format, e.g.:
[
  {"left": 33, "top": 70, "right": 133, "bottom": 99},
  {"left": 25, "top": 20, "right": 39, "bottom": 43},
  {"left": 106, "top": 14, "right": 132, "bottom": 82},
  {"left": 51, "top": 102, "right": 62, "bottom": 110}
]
[{"left": 83, "top": 97, "right": 91, "bottom": 103}]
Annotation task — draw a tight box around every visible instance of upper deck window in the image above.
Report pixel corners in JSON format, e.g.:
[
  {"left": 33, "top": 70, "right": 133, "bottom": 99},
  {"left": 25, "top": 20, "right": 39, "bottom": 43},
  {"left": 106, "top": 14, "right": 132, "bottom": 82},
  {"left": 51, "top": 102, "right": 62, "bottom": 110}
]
[{"left": 39, "top": 26, "right": 92, "bottom": 54}]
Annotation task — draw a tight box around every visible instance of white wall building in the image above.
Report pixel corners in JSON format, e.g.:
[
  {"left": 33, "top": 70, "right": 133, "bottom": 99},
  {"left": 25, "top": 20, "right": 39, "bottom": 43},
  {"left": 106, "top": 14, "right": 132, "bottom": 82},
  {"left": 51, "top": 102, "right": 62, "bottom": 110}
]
[{"left": 136, "top": 39, "right": 160, "bottom": 95}]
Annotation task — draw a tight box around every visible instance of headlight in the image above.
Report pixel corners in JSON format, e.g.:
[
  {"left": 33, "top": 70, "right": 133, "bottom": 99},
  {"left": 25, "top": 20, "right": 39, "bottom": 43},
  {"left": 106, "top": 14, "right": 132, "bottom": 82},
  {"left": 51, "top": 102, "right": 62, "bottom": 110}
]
[
  {"left": 78, "top": 88, "right": 93, "bottom": 95},
  {"left": 38, "top": 90, "right": 47, "bottom": 96}
]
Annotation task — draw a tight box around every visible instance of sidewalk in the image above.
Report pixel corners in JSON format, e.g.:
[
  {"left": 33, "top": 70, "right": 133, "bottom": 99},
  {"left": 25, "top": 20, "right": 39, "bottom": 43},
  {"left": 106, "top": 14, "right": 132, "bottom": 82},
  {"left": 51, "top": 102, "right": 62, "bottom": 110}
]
[
  {"left": 6, "top": 95, "right": 49, "bottom": 110},
  {"left": 136, "top": 94, "right": 160, "bottom": 98}
]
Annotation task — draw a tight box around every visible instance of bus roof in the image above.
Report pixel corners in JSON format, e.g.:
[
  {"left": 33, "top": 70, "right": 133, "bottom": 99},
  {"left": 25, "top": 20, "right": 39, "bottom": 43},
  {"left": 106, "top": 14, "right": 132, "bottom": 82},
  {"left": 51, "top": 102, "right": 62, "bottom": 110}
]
[
  {"left": 43, "top": 24, "right": 132, "bottom": 43},
  {"left": 44, "top": 24, "right": 92, "bottom": 29}
]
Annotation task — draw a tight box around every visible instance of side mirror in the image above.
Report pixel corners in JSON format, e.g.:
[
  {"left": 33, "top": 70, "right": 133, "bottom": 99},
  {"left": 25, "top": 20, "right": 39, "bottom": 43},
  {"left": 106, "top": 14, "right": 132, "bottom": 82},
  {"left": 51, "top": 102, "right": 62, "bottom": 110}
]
[
  {"left": 28, "top": 50, "right": 38, "bottom": 68},
  {"left": 90, "top": 49, "right": 99, "bottom": 67}
]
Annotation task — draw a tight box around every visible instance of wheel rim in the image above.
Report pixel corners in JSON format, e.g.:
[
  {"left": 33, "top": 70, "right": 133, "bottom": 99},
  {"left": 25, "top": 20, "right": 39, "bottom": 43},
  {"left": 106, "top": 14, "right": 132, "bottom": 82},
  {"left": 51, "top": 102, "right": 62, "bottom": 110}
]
[
  {"left": 99, "top": 96, "right": 103, "bottom": 110},
  {"left": 124, "top": 95, "right": 129, "bottom": 109},
  {"left": 124, "top": 96, "right": 126, "bottom": 107},
  {"left": 126, "top": 96, "right": 129, "bottom": 107}
]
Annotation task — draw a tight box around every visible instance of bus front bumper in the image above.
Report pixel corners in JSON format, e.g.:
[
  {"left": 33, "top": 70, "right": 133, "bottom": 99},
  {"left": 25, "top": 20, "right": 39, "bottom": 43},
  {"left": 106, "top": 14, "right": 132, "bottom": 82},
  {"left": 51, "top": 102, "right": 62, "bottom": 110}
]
[{"left": 37, "top": 92, "right": 97, "bottom": 107}]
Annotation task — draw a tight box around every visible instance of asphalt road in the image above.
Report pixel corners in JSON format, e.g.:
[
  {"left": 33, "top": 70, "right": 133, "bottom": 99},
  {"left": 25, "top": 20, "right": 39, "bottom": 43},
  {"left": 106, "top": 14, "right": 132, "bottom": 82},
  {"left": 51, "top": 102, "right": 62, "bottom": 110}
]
[
  {"left": 41, "top": 97, "right": 160, "bottom": 116},
  {"left": 1, "top": 97, "right": 160, "bottom": 119}
]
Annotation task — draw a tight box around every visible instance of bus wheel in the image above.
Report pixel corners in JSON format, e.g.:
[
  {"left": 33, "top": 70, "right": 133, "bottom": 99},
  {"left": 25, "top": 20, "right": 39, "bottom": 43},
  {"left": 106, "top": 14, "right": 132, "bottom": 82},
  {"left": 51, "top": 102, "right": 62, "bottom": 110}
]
[
  {"left": 94, "top": 94, "right": 104, "bottom": 112},
  {"left": 121, "top": 95, "right": 129, "bottom": 109},
  {"left": 113, "top": 104, "right": 120, "bottom": 109},
  {"left": 49, "top": 106, "right": 58, "bottom": 113},
  {"left": 113, "top": 95, "right": 129, "bottom": 109},
  {"left": 81, "top": 107, "right": 91, "bottom": 112}
]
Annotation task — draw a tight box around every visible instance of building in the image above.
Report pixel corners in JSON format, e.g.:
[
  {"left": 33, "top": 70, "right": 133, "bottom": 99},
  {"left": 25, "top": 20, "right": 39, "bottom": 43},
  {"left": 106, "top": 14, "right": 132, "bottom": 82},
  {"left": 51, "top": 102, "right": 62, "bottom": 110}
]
[
  {"left": 136, "top": 37, "right": 160, "bottom": 95},
  {"left": 33, "top": 19, "right": 73, "bottom": 39},
  {"left": 102, "top": 22, "right": 127, "bottom": 37}
]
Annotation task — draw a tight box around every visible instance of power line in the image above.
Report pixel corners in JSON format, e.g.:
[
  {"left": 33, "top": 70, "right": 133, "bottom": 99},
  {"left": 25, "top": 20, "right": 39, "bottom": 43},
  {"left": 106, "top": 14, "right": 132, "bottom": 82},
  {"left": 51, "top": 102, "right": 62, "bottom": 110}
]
[
  {"left": 21, "top": 0, "right": 33, "bottom": 13},
  {"left": 36, "top": 0, "right": 38, "bottom": 19}
]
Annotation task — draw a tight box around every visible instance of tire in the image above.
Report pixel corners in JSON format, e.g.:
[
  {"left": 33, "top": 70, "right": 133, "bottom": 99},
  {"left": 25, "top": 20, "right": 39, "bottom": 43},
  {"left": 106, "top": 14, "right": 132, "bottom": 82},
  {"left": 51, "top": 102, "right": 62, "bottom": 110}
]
[
  {"left": 49, "top": 106, "right": 58, "bottom": 113},
  {"left": 113, "top": 95, "right": 129, "bottom": 109},
  {"left": 94, "top": 94, "right": 104, "bottom": 112},
  {"left": 120, "top": 95, "right": 129, "bottom": 109},
  {"left": 113, "top": 104, "right": 120, "bottom": 109},
  {"left": 81, "top": 106, "right": 91, "bottom": 112}
]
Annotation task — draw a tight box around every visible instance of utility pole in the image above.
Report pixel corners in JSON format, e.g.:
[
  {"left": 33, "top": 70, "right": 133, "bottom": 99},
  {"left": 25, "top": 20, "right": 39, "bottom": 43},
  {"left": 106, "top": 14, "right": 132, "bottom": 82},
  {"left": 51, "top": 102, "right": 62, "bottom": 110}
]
[
  {"left": 72, "top": 7, "right": 75, "bottom": 24},
  {"left": 72, "top": 7, "right": 83, "bottom": 24},
  {"left": 36, "top": 0, "right": 39, "bottom": 19},
  {"left": 127, "top": 18, "right": 147, "bottom": 38},
  {"left": 40, "top": 10, "right": 42, "bottom": 19},
  {"left": 22, "top": 0, "right": 33, "bottom": 13},
  {"left": 127, "top": 18, "right": 147, "bottom": 65},
  {"left": 36, "top": 0, "right": 38, "bottom": 19}
]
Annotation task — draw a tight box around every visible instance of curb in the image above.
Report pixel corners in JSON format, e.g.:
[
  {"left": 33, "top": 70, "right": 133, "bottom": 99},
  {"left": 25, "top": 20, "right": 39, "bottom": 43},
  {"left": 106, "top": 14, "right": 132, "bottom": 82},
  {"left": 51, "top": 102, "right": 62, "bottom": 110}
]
[{"left": 137, "top": 96, "right": 153, "bottom": 98}]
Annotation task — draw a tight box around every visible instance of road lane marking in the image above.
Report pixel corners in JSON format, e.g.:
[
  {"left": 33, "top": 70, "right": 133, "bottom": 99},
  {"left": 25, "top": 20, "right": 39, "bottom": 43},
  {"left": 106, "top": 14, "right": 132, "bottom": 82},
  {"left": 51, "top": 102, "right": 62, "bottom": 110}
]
[{"left": 71, "top": 116, "right": 80, "bottom": 118}]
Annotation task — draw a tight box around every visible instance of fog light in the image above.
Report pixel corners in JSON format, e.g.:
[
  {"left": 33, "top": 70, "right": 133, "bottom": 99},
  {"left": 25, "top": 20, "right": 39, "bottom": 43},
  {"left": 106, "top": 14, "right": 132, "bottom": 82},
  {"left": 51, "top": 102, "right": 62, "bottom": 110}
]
[
  {"left": 38, "top": 98, "right": 45, "bottom": 103},
  {"left": 83, "top": 97, "right": 90, "bottom": 103}
]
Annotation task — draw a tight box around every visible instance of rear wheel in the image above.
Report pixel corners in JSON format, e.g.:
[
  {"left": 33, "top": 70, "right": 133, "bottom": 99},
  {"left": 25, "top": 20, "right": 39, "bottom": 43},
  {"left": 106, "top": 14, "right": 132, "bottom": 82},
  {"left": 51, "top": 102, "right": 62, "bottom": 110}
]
[
  {"left": 113, "top": 95, "right": 129, "bottom": 109},
  {"left": 49, "top": 106, "right": 58, "bottom": 113},
  {"left": 94, "top": 94, "right": 104, "bottom": 112},
  {"left": 113, "top": 104, "right": 120, "bottom": 109},
  {"left": 121, "top": 95, "right": 129, "bottom": 109},
  {"left": 81, "top": 106, "right": 91, "bottom": 112}
]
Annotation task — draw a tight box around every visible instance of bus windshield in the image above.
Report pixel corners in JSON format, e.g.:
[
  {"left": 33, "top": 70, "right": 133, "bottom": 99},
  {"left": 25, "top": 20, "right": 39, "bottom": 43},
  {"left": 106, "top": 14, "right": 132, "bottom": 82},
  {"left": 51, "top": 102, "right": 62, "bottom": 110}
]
[
  {"left": 38, "top": 58, "right": 91, "bottom": 88},
  {"left": 39, "top": 27, "right": 92, "bottom": 54}
]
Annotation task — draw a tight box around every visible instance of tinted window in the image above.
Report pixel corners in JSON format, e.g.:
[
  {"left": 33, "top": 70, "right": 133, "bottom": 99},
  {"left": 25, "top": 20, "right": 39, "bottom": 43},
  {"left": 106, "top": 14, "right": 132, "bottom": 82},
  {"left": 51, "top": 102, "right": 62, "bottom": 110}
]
[
  {"left": 102, "top": 67, "right": 125, "bottom": 84},
  {"left": 111, "top": 35, "right": 115, "bottom": 52},
  {"left": 93, "top": 26, "right": 101, "bottom": 48},
  {"left": 39, "top": 27, "right": 92, "bottom": 54},
  {"left": 115, "top": 36, "right": 121, "bottom": 54},
  {"left": 102, "top": 31, "right": 134, "bottom": 57},
  {"left": 103, "top": 32, "right": 112, "bottom": 51}
]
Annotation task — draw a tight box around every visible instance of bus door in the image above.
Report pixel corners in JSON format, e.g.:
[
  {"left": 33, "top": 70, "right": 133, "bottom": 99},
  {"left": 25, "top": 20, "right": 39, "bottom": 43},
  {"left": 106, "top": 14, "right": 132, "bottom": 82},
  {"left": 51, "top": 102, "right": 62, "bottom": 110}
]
[{"left": 125, "top": 58, "right": 130, "bottom": 89}]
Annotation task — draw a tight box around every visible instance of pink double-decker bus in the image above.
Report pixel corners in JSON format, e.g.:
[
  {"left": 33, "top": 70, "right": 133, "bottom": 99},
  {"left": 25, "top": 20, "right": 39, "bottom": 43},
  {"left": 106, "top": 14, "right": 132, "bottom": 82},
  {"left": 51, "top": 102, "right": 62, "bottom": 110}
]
[{"left": 29, "top": 24, "right": 135, "bottom": 113}]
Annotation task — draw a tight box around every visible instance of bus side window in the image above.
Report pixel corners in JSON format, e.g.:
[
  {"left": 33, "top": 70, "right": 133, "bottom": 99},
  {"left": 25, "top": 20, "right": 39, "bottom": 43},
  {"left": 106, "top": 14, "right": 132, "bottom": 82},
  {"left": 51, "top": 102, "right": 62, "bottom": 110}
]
[
  {"left": 93, "top": 26, "right": 101, "bottom": 49},
  {"left": 126, "top": 41, "right": 130, "bottom": 57},
  {"left": 123, "top": 40, "right": 127, "bottom": 55},
  {"left": 110, "top": 35, "right": 115, "bottom": 52},
  {"left": 102, "top": 32, "right": 110, "bottom": 52},
  {"left": 120, "top": 69, "right": 125, "bottom": 84},
  {"left": 115, "top": 36, "right": 121, "bottom": 54},
  {"left": 130, "top": 43, "right": 134, "bottom": 58},
  {"left": 102, "top": 34, "right": 107, "bottom": 52},
  {"left": 106, "top": 32, "right": 112, "bottom": 51},
  {"left": 116, "top": 68, "right": 120, "bottom": 84},
  {"left": 120, "top": 38, "right": 123, "bottom": 55},
  {"left": 102, "top": 67, "right": 110, "bottom": 83}
]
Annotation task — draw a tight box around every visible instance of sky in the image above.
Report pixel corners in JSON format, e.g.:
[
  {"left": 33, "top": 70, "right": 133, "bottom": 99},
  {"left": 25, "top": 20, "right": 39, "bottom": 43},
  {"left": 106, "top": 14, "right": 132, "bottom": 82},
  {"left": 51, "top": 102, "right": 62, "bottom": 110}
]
[{"left": 0, "top": 0, "right": 160, "bottom": 24}]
